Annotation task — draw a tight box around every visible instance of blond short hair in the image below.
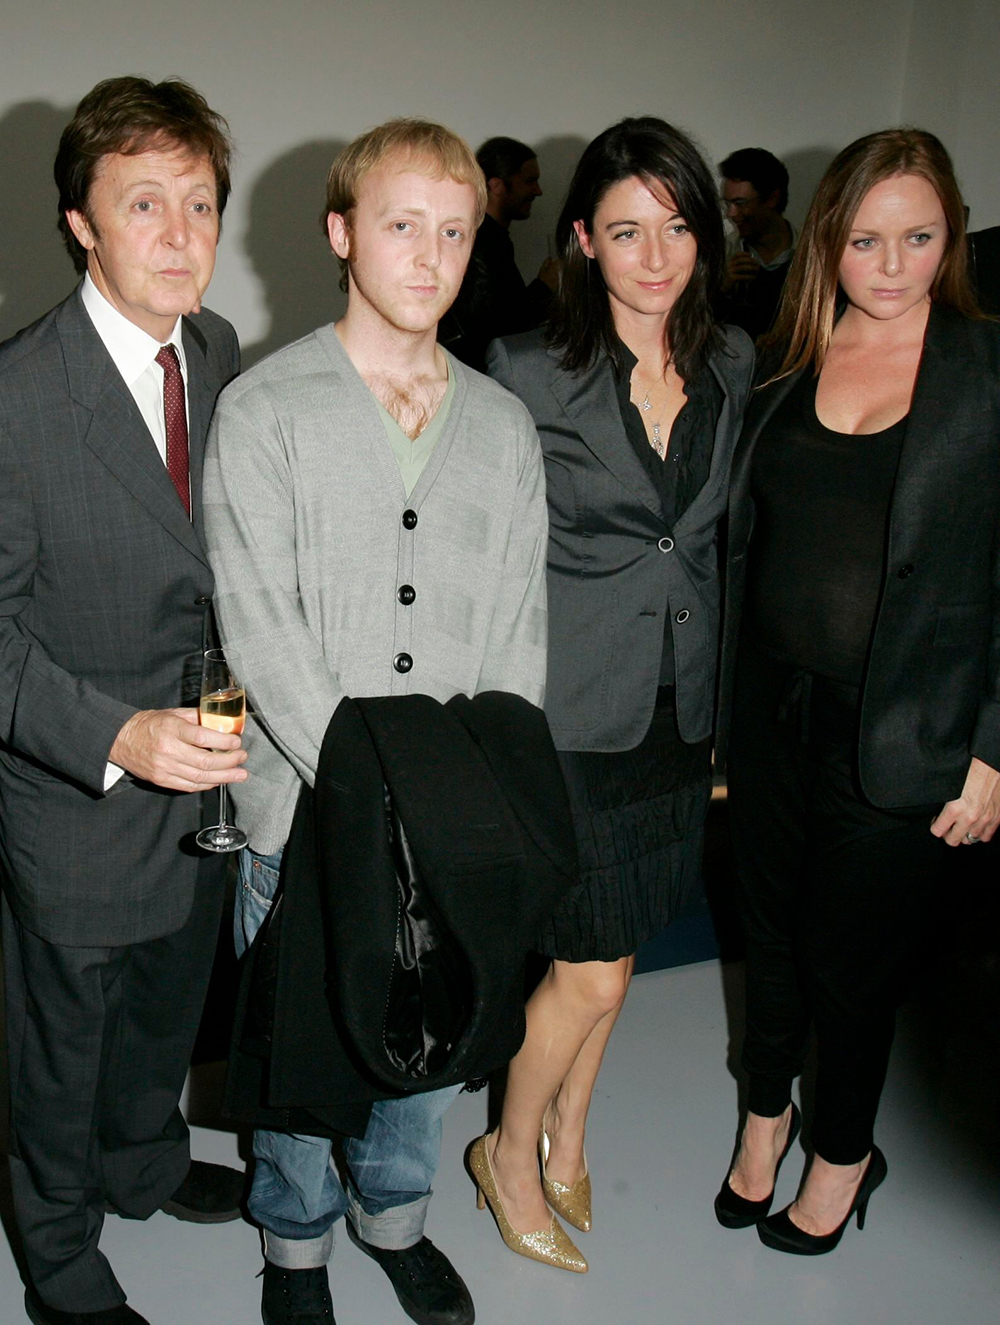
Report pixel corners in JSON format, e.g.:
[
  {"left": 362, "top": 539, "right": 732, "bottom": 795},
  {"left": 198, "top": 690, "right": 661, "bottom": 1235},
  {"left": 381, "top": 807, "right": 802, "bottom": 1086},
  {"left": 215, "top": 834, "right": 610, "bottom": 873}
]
[{"left": 323, "top": 118, "right": 486, "bottom": 288}]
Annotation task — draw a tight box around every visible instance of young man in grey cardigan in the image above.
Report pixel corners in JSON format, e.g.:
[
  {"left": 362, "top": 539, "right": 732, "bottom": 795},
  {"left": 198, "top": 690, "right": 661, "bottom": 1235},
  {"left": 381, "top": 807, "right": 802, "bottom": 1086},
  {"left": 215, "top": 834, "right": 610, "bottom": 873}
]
[{"left": 203, "top": 120, "right": 548, "bottom": 1325}]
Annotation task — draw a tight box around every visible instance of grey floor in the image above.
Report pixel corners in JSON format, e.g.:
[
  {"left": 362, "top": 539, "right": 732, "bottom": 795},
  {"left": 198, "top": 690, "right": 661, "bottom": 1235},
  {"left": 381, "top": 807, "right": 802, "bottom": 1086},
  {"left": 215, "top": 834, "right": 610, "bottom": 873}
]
[{"left": 2, "top": 956, "right": 997, "bottom": 1325}]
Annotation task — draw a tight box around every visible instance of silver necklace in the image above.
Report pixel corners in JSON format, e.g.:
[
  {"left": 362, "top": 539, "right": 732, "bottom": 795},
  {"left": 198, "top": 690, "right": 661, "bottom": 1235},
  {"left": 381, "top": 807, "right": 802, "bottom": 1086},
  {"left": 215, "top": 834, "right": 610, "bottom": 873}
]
[{"left": 635, "top": 389, "right": 667, "bottom": 459}]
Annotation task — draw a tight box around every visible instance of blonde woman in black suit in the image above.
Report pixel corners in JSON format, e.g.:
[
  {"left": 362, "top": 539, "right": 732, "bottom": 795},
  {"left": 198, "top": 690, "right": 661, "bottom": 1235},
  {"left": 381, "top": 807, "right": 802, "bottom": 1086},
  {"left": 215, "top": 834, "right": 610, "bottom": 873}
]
[
  {"left": 713, "top": 129, "right": 1000, "bottom": 1254},
  {"left": 468, "top": 117, "right": 754, "bottom": 1271}
]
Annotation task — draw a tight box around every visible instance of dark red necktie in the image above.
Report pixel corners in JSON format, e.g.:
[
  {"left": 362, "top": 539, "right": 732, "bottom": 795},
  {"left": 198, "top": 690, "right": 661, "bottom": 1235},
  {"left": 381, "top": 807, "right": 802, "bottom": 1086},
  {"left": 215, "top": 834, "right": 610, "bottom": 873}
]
[{"left": 156, "top": 344, "right": 190, "bottom": 517}]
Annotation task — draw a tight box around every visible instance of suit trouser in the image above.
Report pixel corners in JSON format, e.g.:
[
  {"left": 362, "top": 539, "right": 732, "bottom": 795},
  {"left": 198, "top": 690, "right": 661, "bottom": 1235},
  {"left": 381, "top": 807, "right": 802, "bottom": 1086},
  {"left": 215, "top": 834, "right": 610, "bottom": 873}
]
[
  {"left": 727, "top": 640, "right": 946, "bottom": 1165},
  {"left": 2, "top": 863, "right": 223, "bottom": 1313}
]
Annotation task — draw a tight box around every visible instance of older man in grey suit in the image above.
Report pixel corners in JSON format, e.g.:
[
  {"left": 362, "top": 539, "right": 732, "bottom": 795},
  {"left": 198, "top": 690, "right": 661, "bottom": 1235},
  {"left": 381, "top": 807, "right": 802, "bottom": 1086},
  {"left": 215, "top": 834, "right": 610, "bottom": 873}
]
[
  {"left": 204, "top": 119, "right": 548, "bottom": 1325},
  {"left": 0, "top": 78, "right": 246, "bottom": 1325}
]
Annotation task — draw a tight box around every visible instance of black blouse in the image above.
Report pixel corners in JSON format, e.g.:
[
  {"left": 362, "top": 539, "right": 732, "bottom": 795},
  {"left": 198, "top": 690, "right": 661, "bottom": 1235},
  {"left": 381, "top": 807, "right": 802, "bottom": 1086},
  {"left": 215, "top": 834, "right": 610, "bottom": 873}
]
[
  {"left": 613, "top": 344, "right": 723, "bottom": 683},
  {"left": 745, "top": 372, "right": 906, "bottom": 685}
]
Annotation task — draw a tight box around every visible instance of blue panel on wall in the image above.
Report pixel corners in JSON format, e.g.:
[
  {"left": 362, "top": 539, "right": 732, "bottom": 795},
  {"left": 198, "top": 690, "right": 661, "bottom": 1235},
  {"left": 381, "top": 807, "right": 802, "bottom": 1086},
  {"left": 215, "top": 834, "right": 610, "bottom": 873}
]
[{"left": 634, "top": 909, "right": 721, "bottom": 974}]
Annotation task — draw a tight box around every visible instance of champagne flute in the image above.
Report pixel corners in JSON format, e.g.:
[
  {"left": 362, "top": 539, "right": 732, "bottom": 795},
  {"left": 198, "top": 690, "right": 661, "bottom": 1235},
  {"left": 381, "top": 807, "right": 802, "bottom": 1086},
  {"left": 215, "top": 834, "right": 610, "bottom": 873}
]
[{"left": 195, "top": 648, "right": 249, "bottom": 853}]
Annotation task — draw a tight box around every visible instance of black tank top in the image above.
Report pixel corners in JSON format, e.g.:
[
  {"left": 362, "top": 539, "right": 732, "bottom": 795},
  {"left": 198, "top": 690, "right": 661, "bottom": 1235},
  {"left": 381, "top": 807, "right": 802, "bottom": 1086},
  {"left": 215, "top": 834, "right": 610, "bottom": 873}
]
[{"left": 745, "top": 373, "right": 906, "bottom": 684}]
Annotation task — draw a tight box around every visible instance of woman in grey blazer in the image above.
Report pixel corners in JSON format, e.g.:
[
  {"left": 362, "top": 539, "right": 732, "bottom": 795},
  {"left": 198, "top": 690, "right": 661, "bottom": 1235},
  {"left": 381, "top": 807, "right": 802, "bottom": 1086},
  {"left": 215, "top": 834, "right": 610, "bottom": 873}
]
[{"left": 468, "top": 117, "right": 753, "bottom": 1272}]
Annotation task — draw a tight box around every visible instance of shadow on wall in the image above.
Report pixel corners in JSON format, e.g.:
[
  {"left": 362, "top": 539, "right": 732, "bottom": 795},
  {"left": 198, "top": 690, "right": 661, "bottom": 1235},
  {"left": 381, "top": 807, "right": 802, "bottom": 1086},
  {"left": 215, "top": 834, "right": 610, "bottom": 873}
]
[
  {"left": 782, "top": 146, "right": 839, "bottom": 231},
  {"left": 510, "top": 134, "right": 589, "bottom": 279},
  {"left": 0, "top": 101, "right": 79, "bottom": 343},
  {"left": 241, "top": 140, "right": 349, "bottom": 368}
]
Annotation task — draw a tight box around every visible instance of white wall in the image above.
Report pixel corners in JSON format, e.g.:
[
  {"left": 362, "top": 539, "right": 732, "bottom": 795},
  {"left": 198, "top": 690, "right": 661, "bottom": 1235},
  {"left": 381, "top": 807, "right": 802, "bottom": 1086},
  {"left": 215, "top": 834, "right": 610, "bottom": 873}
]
[
  {"left": 901, "top": 0, "right": 1000, "bottom": 229},
  {"left": 2, "top": 0, "right": 995, "bottom": 359}
]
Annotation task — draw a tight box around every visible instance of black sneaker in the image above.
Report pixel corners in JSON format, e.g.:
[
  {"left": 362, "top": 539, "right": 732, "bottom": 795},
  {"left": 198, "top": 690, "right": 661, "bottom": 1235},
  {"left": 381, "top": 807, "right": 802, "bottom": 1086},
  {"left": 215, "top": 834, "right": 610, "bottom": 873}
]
[
  {"left": 260, "top": 1263, "right": 335, "bottom": 1324},
  {"left": 161, "top": 1159, "right": 245, "bottom": 1223},
  {"left": 24, "top": 1288, "right": 149, "bottom": 1324},
  {"left": 346, "top": 1223, "right": 474, "bottom": 1325}
]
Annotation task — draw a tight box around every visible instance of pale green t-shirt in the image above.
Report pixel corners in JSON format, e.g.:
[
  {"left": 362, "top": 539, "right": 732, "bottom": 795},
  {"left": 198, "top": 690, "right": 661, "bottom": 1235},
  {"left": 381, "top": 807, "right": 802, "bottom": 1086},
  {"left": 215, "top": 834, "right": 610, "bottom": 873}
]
[{"left": 375, "top": 365, "right": 456, "bottom": 497}]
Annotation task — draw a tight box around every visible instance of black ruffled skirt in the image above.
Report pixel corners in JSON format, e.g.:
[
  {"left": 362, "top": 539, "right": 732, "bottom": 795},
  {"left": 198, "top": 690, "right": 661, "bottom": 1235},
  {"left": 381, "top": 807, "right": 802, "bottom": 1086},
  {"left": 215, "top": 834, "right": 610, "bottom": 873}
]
[{"left": 536, "top": 687, "right": 712, "bottom": 963}]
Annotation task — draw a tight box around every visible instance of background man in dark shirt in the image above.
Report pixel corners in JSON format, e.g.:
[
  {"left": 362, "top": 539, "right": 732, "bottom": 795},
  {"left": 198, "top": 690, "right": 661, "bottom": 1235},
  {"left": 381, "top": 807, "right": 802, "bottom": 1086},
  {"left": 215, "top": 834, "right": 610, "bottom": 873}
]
[
  {"left": 718, "top": 147, "right": 795, "bottom": 340},
  {"left": 441, "top": 136, "right": 558, "bottom": 370}
]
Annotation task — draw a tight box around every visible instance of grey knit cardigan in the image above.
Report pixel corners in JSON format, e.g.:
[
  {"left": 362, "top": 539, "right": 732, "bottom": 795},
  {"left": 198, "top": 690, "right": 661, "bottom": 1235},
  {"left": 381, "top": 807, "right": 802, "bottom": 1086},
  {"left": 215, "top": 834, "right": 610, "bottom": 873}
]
[{"left": 203, "top": 325, "right": 549, "bottom": 853}]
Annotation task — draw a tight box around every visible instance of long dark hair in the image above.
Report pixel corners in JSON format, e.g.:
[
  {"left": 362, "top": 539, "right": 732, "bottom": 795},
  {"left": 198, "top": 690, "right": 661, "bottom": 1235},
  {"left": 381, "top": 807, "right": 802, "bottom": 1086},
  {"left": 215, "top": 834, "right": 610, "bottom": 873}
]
[
  {"left": 765, "top": 127, "right": 983, "bottom": 380},
  {"left": 548, "top": 116, "right": 725, "bottom": 379}
]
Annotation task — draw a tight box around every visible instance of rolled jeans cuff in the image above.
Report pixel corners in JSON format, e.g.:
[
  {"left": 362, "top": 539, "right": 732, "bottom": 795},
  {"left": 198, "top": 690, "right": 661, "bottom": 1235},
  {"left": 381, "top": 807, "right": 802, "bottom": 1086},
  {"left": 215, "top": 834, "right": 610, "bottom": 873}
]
[
  {"left": 263, "top": 1227, "right": 334, "bottom": 1269},
  {"left": 348, "top": 1191, "right": 430, "bottom": 1251}
]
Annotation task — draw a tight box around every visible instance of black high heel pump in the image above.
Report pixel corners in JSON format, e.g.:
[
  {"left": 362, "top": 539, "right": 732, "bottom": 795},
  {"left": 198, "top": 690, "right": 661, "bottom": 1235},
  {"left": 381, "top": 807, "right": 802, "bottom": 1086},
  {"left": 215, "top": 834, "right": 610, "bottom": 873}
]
[
  {"left": 714, "top": 1102, "right": 802, "bottom": 1229},
  {"left": 757, "top": 1146, "right": 887, "bottom": 1255}
]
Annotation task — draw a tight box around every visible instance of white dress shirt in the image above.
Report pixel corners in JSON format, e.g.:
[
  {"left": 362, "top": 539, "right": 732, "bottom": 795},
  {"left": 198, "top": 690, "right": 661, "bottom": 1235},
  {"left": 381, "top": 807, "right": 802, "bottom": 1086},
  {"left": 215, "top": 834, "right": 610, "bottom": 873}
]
[
  {"left": 81, "top": 274, "right": 190, "bottom": 464},
  {"left": 80, "top": 276, "right": 190, "bottom": 789}
]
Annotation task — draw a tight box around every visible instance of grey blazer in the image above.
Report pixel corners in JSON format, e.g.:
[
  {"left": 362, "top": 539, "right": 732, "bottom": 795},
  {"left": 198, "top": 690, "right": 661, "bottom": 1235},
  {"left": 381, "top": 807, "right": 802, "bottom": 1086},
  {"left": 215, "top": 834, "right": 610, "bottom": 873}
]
[
  {"left": 0, "top": 287, "right": 240, "bottom": 945},
  {"left": 488, "top": 326, "right": 754, "bottom": 752}
]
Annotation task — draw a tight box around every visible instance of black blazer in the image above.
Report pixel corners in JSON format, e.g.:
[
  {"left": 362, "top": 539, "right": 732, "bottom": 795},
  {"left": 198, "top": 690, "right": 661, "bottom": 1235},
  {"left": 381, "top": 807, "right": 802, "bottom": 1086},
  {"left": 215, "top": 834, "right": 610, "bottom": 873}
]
[
  {"left": 715, "top": 303, "right": 1000, "bottom": 808},
  {"left": 968, "top": 226, "right": 1000, "bottom": 315},
  {"left": 224, "top": 690, "right": 578, "bottom": 1140},
  {"left": 0, "top": 286, "right": 240, "bottom": 945},
  {"left": 488, "top": 327, "right": 754, "bottom": 752}
]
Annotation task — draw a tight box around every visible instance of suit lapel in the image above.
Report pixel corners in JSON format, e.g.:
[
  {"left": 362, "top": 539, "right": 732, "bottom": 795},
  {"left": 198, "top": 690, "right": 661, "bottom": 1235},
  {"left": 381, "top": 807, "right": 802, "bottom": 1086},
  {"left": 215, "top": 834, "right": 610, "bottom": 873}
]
[
  {"left": 890, "top": 302, "right": 974, "bottom": 498},
  {"left": 314, "top": 323, "right": 410, "bottom": 502},
  {"left": 728, "top": 364, "right": 801, "bottom": 524},
  {"left": 183, "top": 316, "right": 215, "bottom": 537},
  {"left": 672, "top": 342, "right": 749, "bottom": 535},
  {"left": 546, "top": 348, "right": 662, "bottom": 519},
  {"left": 57, "top": 292, "right": 210, "bottom": 568}
]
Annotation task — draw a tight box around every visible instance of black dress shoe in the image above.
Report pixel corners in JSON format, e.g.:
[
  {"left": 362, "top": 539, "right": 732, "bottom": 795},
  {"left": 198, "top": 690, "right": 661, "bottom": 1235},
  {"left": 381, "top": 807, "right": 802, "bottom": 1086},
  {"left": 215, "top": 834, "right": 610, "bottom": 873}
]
[
  {"left": 758, "top": 1146, "right": 888, "bottom": 1255},
  {"left": 24, "top": 1286, "right": 150, "bottom": 1324},
  {"left": 714, "top": 1102, "right": 802, "bottom": 1230},
  {"left": 346, "top": 1222, "right": 474, "bottom": 1325},
  {"left": 160, "top": 1159, "right": 245, "bottom": 1223},
  {"left": 261, "top": 1263, "right": 336, "bottom": 1324}
]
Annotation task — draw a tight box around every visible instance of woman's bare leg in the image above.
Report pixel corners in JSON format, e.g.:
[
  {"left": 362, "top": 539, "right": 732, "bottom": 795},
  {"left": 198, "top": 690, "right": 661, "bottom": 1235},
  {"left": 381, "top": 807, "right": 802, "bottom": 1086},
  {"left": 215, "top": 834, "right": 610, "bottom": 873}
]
[
  {"left": 726, "top": 1105, "right": 795, "bottom": 1201},
  {"left": 787, "top": 1153, "right": 869, "bottom": 1234},
  {"left": 487, "top": 955, "right": 632, "bottom": 1232},
  {"left": 542, "top": 954, "right": 635, "bottom": 1186}
]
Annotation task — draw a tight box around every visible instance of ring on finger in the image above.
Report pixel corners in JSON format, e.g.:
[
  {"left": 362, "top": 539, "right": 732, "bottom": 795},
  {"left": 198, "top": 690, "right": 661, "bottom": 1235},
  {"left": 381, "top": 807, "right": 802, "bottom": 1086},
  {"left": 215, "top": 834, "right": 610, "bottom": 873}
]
[{"left": 964, "top": 831, "right": 980, "bottom": 844}]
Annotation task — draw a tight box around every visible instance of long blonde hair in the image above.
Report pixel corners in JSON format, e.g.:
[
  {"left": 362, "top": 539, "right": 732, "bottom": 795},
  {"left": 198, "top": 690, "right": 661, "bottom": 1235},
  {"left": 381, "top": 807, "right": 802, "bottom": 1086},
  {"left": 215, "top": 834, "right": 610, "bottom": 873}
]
[{"left": 765, "top": 128, "right": 982, "bottom": 379}]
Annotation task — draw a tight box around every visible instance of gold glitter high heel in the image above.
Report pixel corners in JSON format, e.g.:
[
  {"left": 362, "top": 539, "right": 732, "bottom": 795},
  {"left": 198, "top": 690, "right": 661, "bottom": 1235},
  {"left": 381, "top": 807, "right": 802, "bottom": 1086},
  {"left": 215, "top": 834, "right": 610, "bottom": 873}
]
[
  {"left": 539, "top": 1124, "right": 592, "bottom": 1233},
  {"left": 468, "top": 1134, "right": 588, "bottom": 1273}
]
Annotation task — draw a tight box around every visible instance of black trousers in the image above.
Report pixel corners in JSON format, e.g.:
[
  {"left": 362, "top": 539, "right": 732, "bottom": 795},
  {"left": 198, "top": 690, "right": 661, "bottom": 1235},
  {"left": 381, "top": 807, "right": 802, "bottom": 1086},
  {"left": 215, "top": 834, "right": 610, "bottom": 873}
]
[
  {"left": 727, "top": 641, "right": 946, "bottom": 1165},
  {"left": 2, "top": 860, "right": 223, "bottom": 1313}
]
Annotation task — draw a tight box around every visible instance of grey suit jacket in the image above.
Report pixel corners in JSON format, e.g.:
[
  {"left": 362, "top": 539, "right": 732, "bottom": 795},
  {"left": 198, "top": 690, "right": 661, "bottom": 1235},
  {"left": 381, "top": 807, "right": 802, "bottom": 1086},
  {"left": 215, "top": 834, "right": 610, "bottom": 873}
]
[
  {"left": 488, "top": 327, "right": 754, "bottom": 752},
  {"left": 0, "top": 286, "right": 240, "bottom": 945},
  {"left": 203, "top": 325, "right": 549, "bottom": 855}
]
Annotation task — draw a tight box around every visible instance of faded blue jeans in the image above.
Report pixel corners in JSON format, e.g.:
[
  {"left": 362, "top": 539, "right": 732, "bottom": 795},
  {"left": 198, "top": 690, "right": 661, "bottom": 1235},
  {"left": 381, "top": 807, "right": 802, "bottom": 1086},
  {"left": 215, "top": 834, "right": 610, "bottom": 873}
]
[{"left": 236, "top": 846, "right": 460, "bottom": 1267}]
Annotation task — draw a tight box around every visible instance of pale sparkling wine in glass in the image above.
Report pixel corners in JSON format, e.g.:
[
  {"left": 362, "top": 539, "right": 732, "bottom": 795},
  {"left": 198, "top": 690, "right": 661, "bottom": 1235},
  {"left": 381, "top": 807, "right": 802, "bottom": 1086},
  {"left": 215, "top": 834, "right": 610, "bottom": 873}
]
[
  {"left": 196, "top": 651, "right": 249, "bottom": 853},
  {"left": 200, "top": 687, "right": 246, "bottom": 735}
]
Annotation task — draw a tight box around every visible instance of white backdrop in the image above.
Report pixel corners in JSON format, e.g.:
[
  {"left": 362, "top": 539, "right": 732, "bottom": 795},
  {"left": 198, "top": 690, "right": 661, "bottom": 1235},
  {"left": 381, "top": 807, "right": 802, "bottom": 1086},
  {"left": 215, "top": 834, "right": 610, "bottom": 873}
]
[{"left": 2, "top": 0, "right": 997, "bottom": 360}]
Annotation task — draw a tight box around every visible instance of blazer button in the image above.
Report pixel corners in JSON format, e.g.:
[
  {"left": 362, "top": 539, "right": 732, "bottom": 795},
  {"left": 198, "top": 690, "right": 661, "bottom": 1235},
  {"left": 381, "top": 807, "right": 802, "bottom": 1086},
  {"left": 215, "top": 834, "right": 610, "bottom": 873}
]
[
  {"left": 397, "top": 584, "right": 416, "bottom": 605},
  {"left": 658, "top": 536, "right": 675, "bottom": 553},
  {"left": 675, "top": 609, "right": 690, "bottom": 624},
  {"left": 897, "top": 564, "right": 915, "bottom": 579},
  {"left": 393, "top": 652, "right": 413, "bottom": 673},
  {"left": 194, "top": 594, "right": 211, "bottom": 606},
  {"left": 402, "top": 509, "right": 418, "bottom": 530}
]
